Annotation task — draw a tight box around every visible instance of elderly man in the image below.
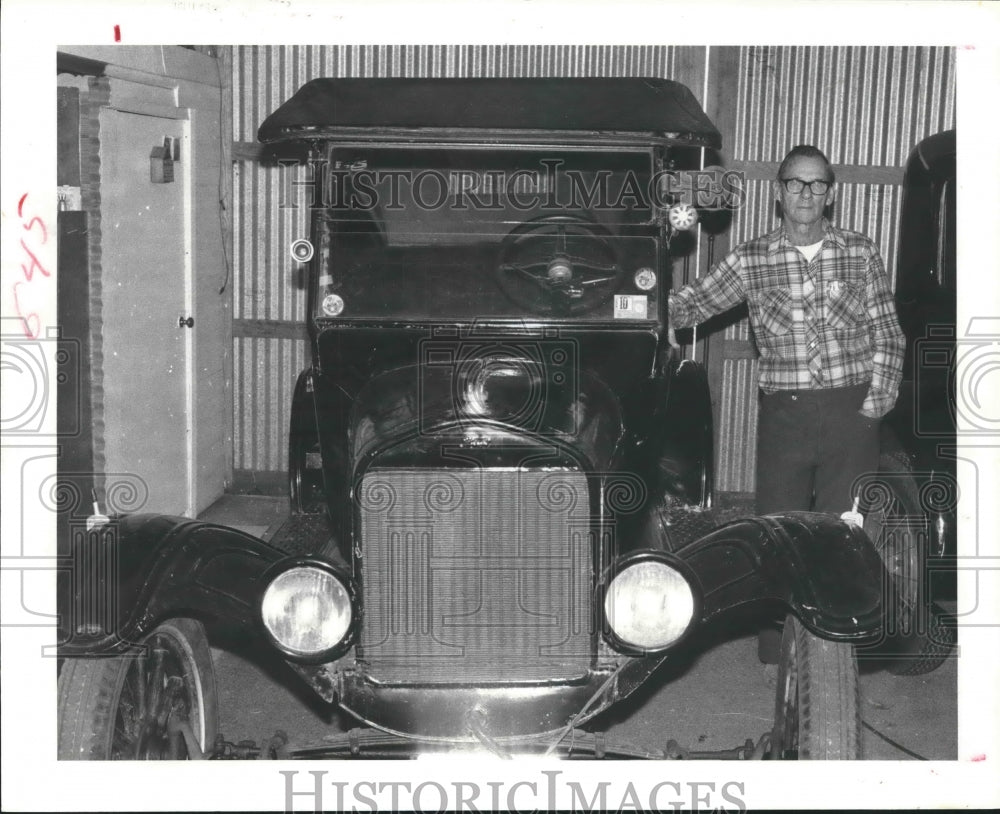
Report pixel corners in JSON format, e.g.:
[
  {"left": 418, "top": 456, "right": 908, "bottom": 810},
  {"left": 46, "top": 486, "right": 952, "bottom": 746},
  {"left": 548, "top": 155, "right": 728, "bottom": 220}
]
[{"left": 668, "top": 145, "right": 905, "bottom": 517}]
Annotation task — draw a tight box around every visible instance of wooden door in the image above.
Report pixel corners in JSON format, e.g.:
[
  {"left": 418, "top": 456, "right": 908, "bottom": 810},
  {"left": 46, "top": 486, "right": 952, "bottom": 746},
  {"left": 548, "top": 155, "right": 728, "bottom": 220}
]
[{"left": 99, "top": 109, "right": 192, "bottom": 515}]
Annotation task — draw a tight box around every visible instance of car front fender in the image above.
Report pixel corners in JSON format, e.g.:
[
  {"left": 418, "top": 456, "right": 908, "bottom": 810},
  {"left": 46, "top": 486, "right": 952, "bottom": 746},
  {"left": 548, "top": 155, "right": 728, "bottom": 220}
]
[
  {"left": 59, "top": 514, "right": 285, "bottom": 656},
  {"left": 672, "top": 511, "right": 885, "bottom": 641}
]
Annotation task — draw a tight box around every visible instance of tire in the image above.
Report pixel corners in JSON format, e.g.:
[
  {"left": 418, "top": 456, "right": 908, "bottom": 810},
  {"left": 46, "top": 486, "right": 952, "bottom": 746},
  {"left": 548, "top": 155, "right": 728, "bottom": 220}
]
[
  {"left": 883, "top": 603, "right": 956, "bottom": 677},
  {"left": 770, "top": 616, "right": 861, "bottom": 759},
  {"left": 58, "top": 618, "right": 217, "bottom": 760},
  {"left": 859, "top": 449, "right": 953, "bottom": 675}
]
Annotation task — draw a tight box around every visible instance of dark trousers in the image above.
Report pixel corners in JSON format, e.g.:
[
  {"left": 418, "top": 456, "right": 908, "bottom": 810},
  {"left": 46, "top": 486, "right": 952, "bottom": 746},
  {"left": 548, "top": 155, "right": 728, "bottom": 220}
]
[{"left": 755, "top": 383, "right": 880, "bottom": 515}]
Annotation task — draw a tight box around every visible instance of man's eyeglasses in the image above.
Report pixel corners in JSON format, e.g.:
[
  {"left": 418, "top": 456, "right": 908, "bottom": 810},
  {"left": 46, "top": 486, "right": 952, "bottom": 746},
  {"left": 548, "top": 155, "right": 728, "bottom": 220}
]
[{"left": 779, "top": 177, "right": 832, "bottom": 195}]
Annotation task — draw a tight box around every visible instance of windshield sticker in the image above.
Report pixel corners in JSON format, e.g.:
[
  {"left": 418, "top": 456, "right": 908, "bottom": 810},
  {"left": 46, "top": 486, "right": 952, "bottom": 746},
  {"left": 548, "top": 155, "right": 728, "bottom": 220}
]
[{"left": 614, "top": 294, "right": 647, "bottom": 319}]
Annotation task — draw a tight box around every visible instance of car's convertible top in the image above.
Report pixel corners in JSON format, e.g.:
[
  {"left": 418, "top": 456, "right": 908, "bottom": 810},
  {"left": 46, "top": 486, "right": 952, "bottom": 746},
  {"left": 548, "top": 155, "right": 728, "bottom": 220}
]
[{"left": 257, "top": 77, "right": 722, "bottom": 148}]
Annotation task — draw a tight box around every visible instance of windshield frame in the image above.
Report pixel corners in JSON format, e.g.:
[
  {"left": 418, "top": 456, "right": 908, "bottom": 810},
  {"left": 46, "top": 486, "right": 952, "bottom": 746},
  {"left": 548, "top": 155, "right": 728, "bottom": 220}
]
[{"left": 307, "top": 140, "right": 667, "bottom": 328}]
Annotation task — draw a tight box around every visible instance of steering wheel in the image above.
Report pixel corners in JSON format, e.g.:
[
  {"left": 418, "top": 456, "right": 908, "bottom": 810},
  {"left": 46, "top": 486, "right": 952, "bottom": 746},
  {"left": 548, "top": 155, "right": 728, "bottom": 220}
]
[{"left": 495, "top": 214, "right": 626, "bottom": 316}]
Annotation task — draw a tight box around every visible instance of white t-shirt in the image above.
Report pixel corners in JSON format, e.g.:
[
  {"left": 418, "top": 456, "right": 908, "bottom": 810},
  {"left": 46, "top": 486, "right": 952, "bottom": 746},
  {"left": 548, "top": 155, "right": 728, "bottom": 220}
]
[{"left": 794, "top": 239, "right": 824, "bottom": 263}]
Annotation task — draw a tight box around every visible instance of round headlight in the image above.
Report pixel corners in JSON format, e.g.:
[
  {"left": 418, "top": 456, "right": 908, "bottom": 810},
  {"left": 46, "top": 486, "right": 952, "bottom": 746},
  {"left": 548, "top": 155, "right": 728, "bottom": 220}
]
[
  {"left": 604, "top": 559, "right": 695, "bottom": 651},
  {"left": 261, "top": 566, "right": 353, "bottom": 658}
]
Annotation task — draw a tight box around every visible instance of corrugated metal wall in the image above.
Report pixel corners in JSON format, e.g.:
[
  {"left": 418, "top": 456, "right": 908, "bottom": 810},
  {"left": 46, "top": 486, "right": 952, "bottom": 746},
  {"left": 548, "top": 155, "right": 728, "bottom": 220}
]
[
  {"left": 230, "top": 45, "right": 955, "bottom": 493},
  {"left": 231, "top": 159, "right": 312, "bottom": 483},
  {"left": 734, "top": 46, "right": 956, "bottom": 166},
  {"left": 713, "top": 45, "right": 955, "bottom": 492},
  {"left": 232, "top": 336, "right": 310, "bottom": 474}
]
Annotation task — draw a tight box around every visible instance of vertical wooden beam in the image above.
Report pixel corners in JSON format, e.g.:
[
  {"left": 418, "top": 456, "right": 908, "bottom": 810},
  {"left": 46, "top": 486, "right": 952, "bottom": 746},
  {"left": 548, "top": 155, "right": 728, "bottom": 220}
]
[
  {"left": 219, "top": 45, "right": 235, "bottom": 491},
  {"left": 56, "top": 211, "right": 94, "bottom": 554},
  {"left": 670, "top": 46, "right": 707, "bottom": 107},
  {"left": 704, "top": 46, "right": 741, "bottom": 173},
  {"left": 698, "top": 46, "right": 749, "bottom": 496},
  {"left": 57, "top": 87, "right": 81, "bottom": 186}
]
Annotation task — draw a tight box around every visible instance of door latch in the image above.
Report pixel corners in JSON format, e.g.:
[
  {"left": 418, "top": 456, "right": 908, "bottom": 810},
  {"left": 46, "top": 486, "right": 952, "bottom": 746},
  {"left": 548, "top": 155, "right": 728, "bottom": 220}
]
[{"left": 178, "top": 316, "right": 194, "bottom": 328}]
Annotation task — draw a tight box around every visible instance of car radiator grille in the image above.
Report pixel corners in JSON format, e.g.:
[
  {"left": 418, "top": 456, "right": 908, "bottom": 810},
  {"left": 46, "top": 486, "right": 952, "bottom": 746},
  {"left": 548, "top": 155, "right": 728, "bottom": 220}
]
[{"left": 358, "top": 467, "right": 593, "bottom": 684}]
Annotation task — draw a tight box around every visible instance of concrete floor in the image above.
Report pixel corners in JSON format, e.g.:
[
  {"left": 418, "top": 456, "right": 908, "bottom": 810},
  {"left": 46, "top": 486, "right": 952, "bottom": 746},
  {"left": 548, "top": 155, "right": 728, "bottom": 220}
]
[{"left": 198, "top": 494, "right": 957, "bottom": 761}]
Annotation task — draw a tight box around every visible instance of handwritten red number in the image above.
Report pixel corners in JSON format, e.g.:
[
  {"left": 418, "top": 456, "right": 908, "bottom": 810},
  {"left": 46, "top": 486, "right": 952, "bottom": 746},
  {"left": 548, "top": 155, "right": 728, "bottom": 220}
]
[
  {"left": 13, "top": 193, "right": 49, "bottom": 337},
  {"left": 19, "top": 238, "right": 51, "bottom": 282},
  {"left": 12, "top": 282, "right": 40, "bottom": 339},
  {"left": 22, "top": 215, "right": 48, "bottom": 243}
]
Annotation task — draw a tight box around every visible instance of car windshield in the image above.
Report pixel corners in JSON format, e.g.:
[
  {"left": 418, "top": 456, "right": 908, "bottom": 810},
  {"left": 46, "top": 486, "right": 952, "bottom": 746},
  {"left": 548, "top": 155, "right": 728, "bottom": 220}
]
[{"left": 314, "top": 146, "right": 661, "bottom": 322}]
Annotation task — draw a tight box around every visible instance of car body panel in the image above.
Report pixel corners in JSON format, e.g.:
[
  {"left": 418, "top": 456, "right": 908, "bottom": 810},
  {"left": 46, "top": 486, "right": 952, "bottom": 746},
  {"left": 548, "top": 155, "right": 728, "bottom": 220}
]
[
  {"left": 257, "top": 77, "right": 722, "bottom": 148},
  {"left": 60, "top": 515, "right": 285, "bottom": 656},
  {"left": 62, "top": 508, "right": 883, "bottom": 669}
]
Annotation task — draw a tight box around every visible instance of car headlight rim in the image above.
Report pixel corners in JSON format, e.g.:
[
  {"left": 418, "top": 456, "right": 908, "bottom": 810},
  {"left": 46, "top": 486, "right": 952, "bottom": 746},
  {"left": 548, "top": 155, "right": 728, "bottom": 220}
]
[
  {"left": 259, "top": 558, "right": 358, "bottom": 663},
  {"left": 600, "top": 552, "right": 700, "bottom": 655}
]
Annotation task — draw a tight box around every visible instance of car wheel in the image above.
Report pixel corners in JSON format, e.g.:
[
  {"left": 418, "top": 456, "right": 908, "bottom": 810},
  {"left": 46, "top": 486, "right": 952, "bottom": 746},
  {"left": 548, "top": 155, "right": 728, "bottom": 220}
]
[
  {"left": 860, "top": 449, "right": 954, "bottom": 675},
  {"left": 882, "top": 602, "right": 955, "bottom": 677},
  {"left": 770, "top": 616, "right": 861, "bottom": 759},
  {"left": 58, "top": 618, "right": 217, "bottom": 760}
]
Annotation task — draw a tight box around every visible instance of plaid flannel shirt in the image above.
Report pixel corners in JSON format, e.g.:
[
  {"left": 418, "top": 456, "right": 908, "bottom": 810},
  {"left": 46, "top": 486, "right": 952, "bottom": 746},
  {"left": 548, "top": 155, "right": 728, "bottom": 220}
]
[{"left": 668, "top": 221, "right": 905, "bottom": 418}]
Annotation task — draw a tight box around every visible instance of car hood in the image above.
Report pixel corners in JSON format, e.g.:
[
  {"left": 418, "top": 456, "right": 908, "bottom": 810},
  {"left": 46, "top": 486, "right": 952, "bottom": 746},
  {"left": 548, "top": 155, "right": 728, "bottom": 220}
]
[{"left": 348, "top": 358, "right": 625, "bottom": 470}]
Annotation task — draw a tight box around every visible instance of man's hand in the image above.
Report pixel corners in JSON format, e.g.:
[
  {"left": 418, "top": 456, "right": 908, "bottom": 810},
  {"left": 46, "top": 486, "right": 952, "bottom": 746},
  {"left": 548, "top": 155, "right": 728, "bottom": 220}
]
[
  {"left": 666, "top": 292, "right": 681, "bottom": 349},
  {"left": 859, "top": 387, "right": 897, "bottom": 419}
]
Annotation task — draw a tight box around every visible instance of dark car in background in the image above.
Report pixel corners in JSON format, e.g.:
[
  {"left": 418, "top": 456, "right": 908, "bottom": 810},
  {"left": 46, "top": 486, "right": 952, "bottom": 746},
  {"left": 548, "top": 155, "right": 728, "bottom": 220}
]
[
  {"left": 884, "top": 129, "right": 956, "bottom": 562},
  {"left": 860, "top": 130, "right": 957, "bottom": 674},
  {"left": 58, "top": 78, "right": 894, "bottom": 761}
]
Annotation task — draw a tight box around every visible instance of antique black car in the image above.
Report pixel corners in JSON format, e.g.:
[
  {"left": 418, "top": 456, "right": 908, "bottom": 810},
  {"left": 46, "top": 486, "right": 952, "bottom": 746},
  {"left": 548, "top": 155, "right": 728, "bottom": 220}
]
[
  {"left": 860, "top": 129, "right": 958, "bottom": 674},
  {"left": 58, "top": 78, "right": 891, "bottom": 760}
]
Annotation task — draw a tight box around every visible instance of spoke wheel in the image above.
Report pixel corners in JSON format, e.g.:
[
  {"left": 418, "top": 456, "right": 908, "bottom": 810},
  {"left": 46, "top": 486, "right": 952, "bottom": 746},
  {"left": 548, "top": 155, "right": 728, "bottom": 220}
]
[
  {"left": 863, "top": 450, "right": 924, "bottom": 621},
  {"left": 770, "top": 616, "right": 861, "bottom": 760},
  {"left": 58, "top": 618, "right": 217, "bottom": 760},
  {"left": 859, "top": 449, "right": 954, "bottom": 675}
]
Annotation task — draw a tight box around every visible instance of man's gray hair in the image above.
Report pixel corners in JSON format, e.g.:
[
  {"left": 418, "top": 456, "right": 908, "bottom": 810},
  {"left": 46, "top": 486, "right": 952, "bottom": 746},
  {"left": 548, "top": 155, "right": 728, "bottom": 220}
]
[{"left": 778, "top": 145, "right": 835, "bottom": 183}]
